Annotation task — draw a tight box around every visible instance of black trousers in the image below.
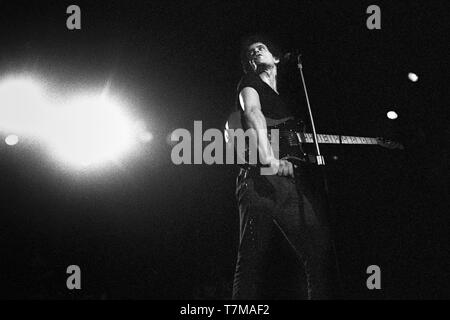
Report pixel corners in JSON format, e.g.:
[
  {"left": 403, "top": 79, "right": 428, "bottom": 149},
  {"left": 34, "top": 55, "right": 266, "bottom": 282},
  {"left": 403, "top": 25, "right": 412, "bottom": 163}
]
[{"left": 232, "top": 165, "right": 337, "bottom": 300}]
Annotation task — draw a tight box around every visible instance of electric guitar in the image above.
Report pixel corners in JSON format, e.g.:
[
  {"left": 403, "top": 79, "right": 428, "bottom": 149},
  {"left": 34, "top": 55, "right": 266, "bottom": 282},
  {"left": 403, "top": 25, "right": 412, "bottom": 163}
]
[{"left": 224, "top": 111, "right": 404, "bottom": 166}]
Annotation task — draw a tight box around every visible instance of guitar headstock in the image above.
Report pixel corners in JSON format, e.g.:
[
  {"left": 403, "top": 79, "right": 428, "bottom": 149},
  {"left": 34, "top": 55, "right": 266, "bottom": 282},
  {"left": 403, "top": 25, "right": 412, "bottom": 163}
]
[{"left": 376, "top": 137, "right": 405, "bottom": 150}]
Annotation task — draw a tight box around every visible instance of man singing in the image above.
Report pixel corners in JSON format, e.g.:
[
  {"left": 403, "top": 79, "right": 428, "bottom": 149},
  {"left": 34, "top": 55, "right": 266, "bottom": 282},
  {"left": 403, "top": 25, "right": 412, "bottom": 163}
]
[{"left": 231, "top": 35, "right": 338, "bottom": 299}]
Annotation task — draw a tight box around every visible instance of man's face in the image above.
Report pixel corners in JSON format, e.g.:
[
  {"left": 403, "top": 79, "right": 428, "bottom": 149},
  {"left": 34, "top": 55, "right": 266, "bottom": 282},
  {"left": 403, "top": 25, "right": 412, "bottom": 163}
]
[{"left": 246, "top": 42, "right": 279, "bottom": 71}]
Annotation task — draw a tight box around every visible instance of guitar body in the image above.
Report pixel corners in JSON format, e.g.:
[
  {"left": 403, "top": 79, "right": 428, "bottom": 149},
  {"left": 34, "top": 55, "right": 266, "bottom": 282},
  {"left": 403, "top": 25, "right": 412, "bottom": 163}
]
[{"left": 225, "top": 111, "right": 309, "bottom": 166}]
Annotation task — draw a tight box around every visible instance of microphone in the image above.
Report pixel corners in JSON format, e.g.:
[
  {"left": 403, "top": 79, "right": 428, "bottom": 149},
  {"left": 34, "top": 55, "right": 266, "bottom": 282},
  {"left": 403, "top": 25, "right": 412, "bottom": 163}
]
[{"left": 281, "top": 49, "right": 302, "bottom": 63}]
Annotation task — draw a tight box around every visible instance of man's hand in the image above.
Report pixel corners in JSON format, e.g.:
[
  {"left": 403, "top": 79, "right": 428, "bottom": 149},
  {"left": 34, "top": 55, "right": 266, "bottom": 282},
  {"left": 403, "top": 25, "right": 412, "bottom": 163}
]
[{"left": 268, "top": 158, "right": 295, "bottom": 178}]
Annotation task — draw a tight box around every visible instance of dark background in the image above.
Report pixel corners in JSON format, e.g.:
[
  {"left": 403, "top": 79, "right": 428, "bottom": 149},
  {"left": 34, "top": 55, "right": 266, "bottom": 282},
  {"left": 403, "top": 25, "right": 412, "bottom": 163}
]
[{"left": 0, "top": 0, "right": 448, "bottom": 299}]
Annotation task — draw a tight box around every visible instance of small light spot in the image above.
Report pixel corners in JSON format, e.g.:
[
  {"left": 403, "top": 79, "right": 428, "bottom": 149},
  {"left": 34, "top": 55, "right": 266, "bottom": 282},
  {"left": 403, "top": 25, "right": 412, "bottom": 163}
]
[
  {"left": 139, "top": 131, "right": 153, "bottom": 143},
  {"left": 5, "top": 134, "right": 19, "bottom": 146},
  {"left": 408, "top": 72, "right": 418, "bottom": 82},
  {"left": 387, "top": 111, "right": 398, "bottom": 120}
]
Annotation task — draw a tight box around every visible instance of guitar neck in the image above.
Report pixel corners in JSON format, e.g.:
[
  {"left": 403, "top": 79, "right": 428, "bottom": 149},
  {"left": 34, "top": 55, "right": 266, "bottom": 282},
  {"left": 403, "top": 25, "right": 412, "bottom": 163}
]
[{"left": 297, "top": 133, "right": 379, "bottom": 145}]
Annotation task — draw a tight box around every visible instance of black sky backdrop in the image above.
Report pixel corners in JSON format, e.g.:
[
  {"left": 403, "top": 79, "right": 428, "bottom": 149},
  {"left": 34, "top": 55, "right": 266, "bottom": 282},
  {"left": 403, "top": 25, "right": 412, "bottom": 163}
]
[{"left": 0, "top": 0, "right": 448, "bottom": 299}]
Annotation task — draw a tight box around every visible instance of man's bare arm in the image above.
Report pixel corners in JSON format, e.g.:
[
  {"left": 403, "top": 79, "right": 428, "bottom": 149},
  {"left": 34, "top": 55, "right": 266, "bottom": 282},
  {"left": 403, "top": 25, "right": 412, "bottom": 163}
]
[
  {"left": 239, "top": 87, "right": 294, "bottom": 177},
  {"left": 239, "top": 87, "right": 274, "bottom": 165}
]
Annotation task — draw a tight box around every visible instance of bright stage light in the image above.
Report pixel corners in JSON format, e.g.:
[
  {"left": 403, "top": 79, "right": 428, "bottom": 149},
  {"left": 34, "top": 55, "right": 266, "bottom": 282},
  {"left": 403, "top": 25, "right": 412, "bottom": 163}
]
[
  {"left": 5, "top": 134, "right": 19, "bottom": 146},
  {"left": 0, "top": 76, "right": 48, "bottom": 136},
  {"left": 408, "top": 72, "right": 418, "bottom": 82},
  {"left": 387, "top": 111, "right": 398, "bottom": 120},
  {"left": 0, "top": 75, "right": 149, "bottom": 168},
  {"left": 46, "top": 95, "right": 136, "bottom": 167}
]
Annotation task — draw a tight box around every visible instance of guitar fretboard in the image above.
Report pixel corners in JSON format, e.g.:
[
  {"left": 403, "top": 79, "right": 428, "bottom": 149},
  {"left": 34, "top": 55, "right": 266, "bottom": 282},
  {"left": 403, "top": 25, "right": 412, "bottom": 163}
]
[{"left": 296, "top": 133, "right": 378, "bottom": 145}]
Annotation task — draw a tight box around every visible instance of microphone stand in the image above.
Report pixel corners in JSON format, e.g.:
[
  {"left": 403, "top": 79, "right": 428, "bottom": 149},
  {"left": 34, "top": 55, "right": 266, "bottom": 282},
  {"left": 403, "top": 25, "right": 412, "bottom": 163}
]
[
  {"left": 297, "top": 54, "right": 325, "bottom": 166},
  {"left": 296, "top": 54, "right": 343, "bottom": 298}
]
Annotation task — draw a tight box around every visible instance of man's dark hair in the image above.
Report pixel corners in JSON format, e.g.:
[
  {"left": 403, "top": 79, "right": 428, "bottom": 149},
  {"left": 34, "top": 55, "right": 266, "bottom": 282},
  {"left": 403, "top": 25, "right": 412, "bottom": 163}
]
[{"left": 239, "top": 34, "right": 282, "bottom": 74}]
